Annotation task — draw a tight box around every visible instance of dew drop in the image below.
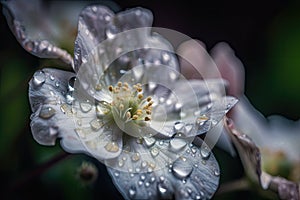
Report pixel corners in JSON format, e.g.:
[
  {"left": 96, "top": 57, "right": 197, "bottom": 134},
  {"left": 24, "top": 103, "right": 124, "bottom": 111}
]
[
  {"left": 148, "top": 82, "right": 156, "bottom": 92},
  {"left": 68, "top": 77, "right": 76, "bottom": 92},
  {"left": 132, "top": 66, "right": 144, "bottom": 80},
  {"left": 174, "top": 122, "right": 185, "bottom": 132},
  {"left": 140, "top": 175, "right": 146, "bottom": 180},
  {"left": 144, "top": 137, "right": 156, "bottom": 147},
  {"left": 191, "top": 146, "right": 197, "bottom": 154},
  {"left": 150, "top": 147, "right": 159, "bottom": 157},
  {"left": 200, "top": 145, "right": 211, "bottom": 160},
  {"left": 106, "top": 26, "right": 118, "bottom": 39},
  {"left": 66, "top": 94, "right": 75, "bottom": 104},
  {"left": 80, "top": 100, "right": 92, "bottom": 113},
  {"left": 141, "top": 161, "right": 147, "bottom": 168},
  {"left": 128, "top": 186, "right": 136, "bottom": 198},
  {"left": 135, "top": 167, "right": 141, "bottom": 173},
  {"left": 90, "top": 119, "right": 102, "bottom": 131},
  {"left": 162, "top": 52, "right": 170, "bottom": 62},
  {"left": 131, "top": 153, "right": 140, "bottom": 162},
  {"left": 214, "top": 169, "right": 220, "bottom": 176},
  {"left": 172, "top": 158, "right": 193, "bottom": 179},
  {"left": 104, "top": 141, "right": 119, "bottom": 152},
  {"left": 158, "top": 183, "right": 167, "bottom": 194},
  {"left": 39, "top": 106, "right": 56, "bottom": 119},
  {"left": 145, "top": 182, "right": 150, "bottom": 187},
  {"left": 169, "top": 138, "right": 186, "bottom": 152},
  {"left": 91, "top": 6, "right": 97, "bottom": 12},
  {"left": 118, "top": 159, "right": 124, "bottom": 167},
  {"left": 138, "top": 180, "right": 143, "bottom": 186},
  {"left": 150, "top": 176, "right": 156, "bottom": 183},
  {"left": 49, "top": 75, "right": 55, "bottom": 81},
  {"left": 104, "top": 14, "right": 111, "bottom": 22},
  {"left": 33, "top": 70, "right": 46, "bottom": 86},
  {"left": 55, "top": 81, "right": 60, "bottom": 87},
  {"left": 114, "top": 171, "right": 119, "bottom": 177},
  {"left": 180, "top": 112, "right": 186, "bottom": 118},
  {"left": 120, "top": 69, "right": 127, "bottom": 74}
]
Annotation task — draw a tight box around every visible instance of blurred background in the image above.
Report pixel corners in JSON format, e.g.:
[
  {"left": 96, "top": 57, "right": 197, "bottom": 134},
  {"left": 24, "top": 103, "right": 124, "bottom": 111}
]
[{"left": 1, "top": 0, "right": 299, "bottom": 199}]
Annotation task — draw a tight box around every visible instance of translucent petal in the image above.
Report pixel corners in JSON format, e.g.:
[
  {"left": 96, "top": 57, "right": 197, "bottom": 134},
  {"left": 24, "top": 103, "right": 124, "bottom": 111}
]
[
  {"left": 73, "top": 5, "right": 114, "bottom": 71},
  {"left": 29, "top": 68, "right": 85, "bottom": 152},
  {"left": 149, "top": 79, "right": 237, "bottom": 137},
  {"left": 107, "top": 137, "right": 219, "bottom": 199},
  {"left": 2, "top": 0, "right": 85, "bottom": 65},
  {"left": 76, "top": 27, "right": 179, "bottom": 102}
]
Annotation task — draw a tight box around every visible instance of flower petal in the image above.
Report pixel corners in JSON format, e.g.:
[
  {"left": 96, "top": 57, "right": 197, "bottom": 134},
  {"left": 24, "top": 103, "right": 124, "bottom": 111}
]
[
  {"left": 149, "top": 79, "right": 237, "bottom": 137},
  {"left": 74, "top": 5, "right": 114, "bottom": 71},
  {"left": 29, "top": 68, "right": 84, "bottom": 152},
  {"left": 107, "top": 137, "right": 220, "bottom": 199},
  {"left": 74, "top": 6, "right": 156, "bottom": 71},
  {"left": 29, "top": 68, "right": 124, "bottom": 159},
  {"left": 225, "top": 118, "right": 300, "bottom": 200},
  {"left": 2, "top": 0, "right": 77, "bottom": 65},
  {"left": 76, "top": 28, "right": 179, "bottom": 102}
]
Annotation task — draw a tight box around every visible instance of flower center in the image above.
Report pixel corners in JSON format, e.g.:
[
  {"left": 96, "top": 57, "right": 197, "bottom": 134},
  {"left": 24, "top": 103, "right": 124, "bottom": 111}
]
[
  {"left": 96, "top": 82, "right": 153, "bottom": 137},
  {"left": 109, "top": 82, "right": 153, "bottom": 124}
]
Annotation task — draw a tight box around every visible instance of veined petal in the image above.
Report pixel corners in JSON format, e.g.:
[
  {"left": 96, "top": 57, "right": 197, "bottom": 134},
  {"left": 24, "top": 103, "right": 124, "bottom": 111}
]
[
  {"left": 2, "top": 0, "right": 84, "bottom": 65},
  {"left": 29, "top": 68, "right": 85, "bottom": 152},
  {"left": 74, "top": 5, "right": 114, "bottom": 71},
  {"left": 76, "top": 28, "right": 179, "bottom": 102},
  {"left": 149, "top": 79, "right": 237, "bottom": 137},
  {"left": 107, "top": 137, "right": 219, "bottom": 199}
]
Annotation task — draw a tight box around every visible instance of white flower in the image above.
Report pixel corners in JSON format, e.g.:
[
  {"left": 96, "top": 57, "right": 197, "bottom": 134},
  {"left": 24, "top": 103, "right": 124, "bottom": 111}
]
[{"left": 4, "top": 2, "right": 238, "bottom": 199}]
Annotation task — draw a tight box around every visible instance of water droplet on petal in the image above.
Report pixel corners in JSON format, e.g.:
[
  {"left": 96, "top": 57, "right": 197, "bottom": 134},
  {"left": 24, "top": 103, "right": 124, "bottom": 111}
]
[
  {"left": 33, "top": 70, "right": 46, "bottom": 86},
  {"left": 150, "top": 148, "right": 159, "bottom": 157},
  {"left": 169, "top": 138, "right": 187, "bottom": 152},
  {"left": 162, "top": 52, "right": 170, "bottom": 63},
  {"left": 138, "top": 180, "right": 143, "bottom": 186},
  {"left": 104, "top": 141, "right": 119, "bottom": 152},
  {"left": 172, "top": 158, "right": 193, "bottom": 179},
  {"left": 104, "top": 14, "right": 111, "bottom": 22},
  {"left": 90, "top": 119, "right": 102, "bottom": 131},
  {"left": 66, "top": 94, "right": 75, "bottom": 104},
  {"left": 131, "top": 153, "right": 140, "bottom": 162},
  {"left": 140, "top": 175, "right": 146, "bottom": 180},
  {"left": 80, "top": 100, "right": 92, "bottom": 113},
  {"left": 158, "top": 183, "right": 167, "bottom": 194},
  {"left": 174, "top": 122, "right": 185, "bottom": 132},
  {"left": 191, "top": 147, "right": 197, "bottom": 154},
  {"left": 55, "top": 81, "right": 60, "bottom": 87},
  {"left": 68, "top": 77, "right": 76, "bottom": 92},
  {"left": 132, "top": 66, "right": 144, "bottom": 80},
  {"left": 114, "top": 171, "right": 119, "bottom": 177},
  {"left": 39, "top": 106, "right": 56, "bottom": 119},
  {"left": 106, "top": 26, "right": 118, "bottom": 39},
  {"left": 128, "top": 186, "right": 136, "bottom": 198},
  {"left": 118, "top": 160, "right": 124, "bottom": 167},
  {"left": 144, "top": 137, "right": 156, "bottom": 147},
  {"left": 91, "top": 6, "right": 97, "bottom": 12},
  {"left": 214, "top": 169, "right": 220, "bottom": 176},
  {"left": 49, "top": 75, "right": 55, "bottom": 81},
  {"left": 148, "top": 82, "right": 156, "bottom": 92},
  {"left": 200, "top": 145, "right": 211, "bottom": 160},
  {"left": 141, "top": 161, "right": 147, "bottom": 168}
]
